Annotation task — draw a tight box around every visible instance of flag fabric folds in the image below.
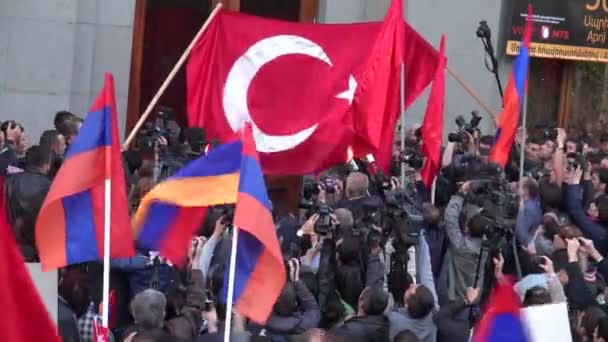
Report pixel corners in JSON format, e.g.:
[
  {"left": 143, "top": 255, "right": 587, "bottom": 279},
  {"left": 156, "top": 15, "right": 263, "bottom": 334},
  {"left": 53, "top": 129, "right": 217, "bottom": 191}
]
[
  {"left": 187, "top": 4, "right": 440, "bottom": 174},
  {"left": 490, "top": 5, "right": 533, "bottom": 167},
  {"left": 348, "top": 0, "right": 403, "bottom": 150},
  {"left": 134, "top": 127, "right": 285, "bottom": 323},
  {"left": 473, "top": 281, "right": 529, "bottom": 342},
  {"left": 420, "top": 35, "right": 447, "bottom": 188},
  {"left": 222, "top": 125, "right": 286, "bottom": 324},
  {"left": 132, "top": 144, "right": 241, "bottom": 264},
  {"left": 0, "top": 177, "right": 61, "bottom": 342},
  {"left": 36, "top": 73, "right": 134, "bottom": 271}
]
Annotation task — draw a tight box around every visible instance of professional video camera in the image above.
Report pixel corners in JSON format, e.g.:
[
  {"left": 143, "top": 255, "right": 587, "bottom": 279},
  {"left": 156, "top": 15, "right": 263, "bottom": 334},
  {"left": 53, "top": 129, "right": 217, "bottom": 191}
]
[
  {"left": 466, "top": 177, "right": 518, "bottom": 238},
  {"left": 314, "top": 203, "right": 334, "bottom": 236},
  {"left": 299, "top": 176, "right": 337, "bottom": 209},
  {"left": 448, "top": 110, "right": 483, "bottom": 144},
  {"left": 383, "top": 190, "right": 424, "bottom": 246},
  {"left": 398, "top": 148, "right": 424, "bottom": 169},
  {"left": 449, "top": 154, "right": 502, "bottom": 183},
  {"left": 138, "top": 106, "right": 175, "bottom": 151}
]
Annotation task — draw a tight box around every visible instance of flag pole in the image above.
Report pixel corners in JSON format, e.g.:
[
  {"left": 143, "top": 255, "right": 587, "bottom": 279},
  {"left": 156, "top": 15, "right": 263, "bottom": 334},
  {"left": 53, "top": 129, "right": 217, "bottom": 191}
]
[
  {"left": 223, "top": 227, "right": 239, "bottom": 342},
  {"left": 400, "top": 63, "right": 406, "bottom": 185},
  {"left": 123, "top": 3, "right": 223, "bottom": 149},
  {"left": 101, "top": 178, "right": 111, "bottom": 330},
  {"left": 518, "top": 94, "right": 528, "bottom": 191}
]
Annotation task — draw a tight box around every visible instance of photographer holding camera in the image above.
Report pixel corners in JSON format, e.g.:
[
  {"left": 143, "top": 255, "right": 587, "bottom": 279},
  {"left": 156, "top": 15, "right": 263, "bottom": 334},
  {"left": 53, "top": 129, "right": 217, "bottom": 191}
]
[{"left": 437, "top": 181, "right": 487, "bottom": 306}]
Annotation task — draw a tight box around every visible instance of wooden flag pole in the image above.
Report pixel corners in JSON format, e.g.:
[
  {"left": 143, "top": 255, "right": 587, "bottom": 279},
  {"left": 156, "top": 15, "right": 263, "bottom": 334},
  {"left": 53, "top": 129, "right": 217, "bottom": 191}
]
[
  {"left": 123, "top": 3, "right": 223, "bottom": 149},
  {"left": 446, "top": 64, "right": 499, "bottom": 128}
]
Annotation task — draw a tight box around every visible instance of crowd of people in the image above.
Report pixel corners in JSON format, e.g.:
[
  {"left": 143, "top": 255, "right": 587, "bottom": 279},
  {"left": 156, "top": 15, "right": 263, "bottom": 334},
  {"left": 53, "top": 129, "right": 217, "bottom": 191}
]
[{"left": 9, "top": 109, "right": 608, "bottom": 342}]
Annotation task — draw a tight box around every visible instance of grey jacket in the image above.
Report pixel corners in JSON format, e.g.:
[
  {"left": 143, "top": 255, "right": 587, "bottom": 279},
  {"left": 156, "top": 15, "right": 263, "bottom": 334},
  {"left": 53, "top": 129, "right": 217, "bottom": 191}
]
[
  {"left": 437, "top": 195, "right": 485, "bottom": 305},
  {"left": 388, "top": 234, "right": 438, "bottom": 342}
]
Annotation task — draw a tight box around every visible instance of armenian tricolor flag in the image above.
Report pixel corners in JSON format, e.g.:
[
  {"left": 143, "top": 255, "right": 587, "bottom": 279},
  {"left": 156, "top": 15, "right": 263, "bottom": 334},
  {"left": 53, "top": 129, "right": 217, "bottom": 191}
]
[
  {"left": 36, "top": 73, "right": 134, "bottom": 271},
  {"left": 134, "top": 126, "right": 285, "bottom": 324},
  {"left": 490, "top": 5, "right": 533, "bottom": 167},
  {"left": 222, "top": 125, "right": 286, "bottom": 324},
  {"left": 132, "top": 143, "right": 240, "bottom": 263},
  {"left": 473, "top": 281, "right": 529, "bottom": 342}
]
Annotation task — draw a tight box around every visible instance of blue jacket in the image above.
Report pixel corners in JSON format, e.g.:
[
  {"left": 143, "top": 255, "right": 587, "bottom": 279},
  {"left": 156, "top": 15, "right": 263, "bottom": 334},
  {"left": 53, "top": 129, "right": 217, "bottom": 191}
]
[
  {"left": 111, "top": 254, "right": 176, "bottom": 298},
  {"left": 515, "top": 199, "right": 543, "bottom": 245},
  {"left": 565, "top": 184, "right": 608, "bottom": 253}
]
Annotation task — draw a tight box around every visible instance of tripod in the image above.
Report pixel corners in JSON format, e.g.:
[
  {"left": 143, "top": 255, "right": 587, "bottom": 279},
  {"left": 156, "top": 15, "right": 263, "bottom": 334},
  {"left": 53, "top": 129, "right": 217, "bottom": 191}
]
[{"left": 468, "top": 229, "right": 522, "bottom": 325}]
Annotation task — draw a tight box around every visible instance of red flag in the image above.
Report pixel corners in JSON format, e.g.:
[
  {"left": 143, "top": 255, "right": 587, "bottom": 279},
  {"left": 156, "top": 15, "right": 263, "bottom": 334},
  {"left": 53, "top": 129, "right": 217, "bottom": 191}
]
[
  {"left": 187, "top": 8, "right": 439, "bottom": 174},
  {"left": 348, "top": 0, "right": 403, "bottom": 150},
  {"left": 0, "top": 178, "right": 61, "bottom": 342},
  {"left": 420, "top": 35, "right": 447, "bottom": 188}
]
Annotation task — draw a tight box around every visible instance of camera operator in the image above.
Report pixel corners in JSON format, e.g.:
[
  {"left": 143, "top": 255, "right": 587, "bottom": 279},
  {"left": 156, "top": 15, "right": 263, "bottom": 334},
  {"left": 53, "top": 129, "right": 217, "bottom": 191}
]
[
  {"left": 387, "top": 232, "right": 439, "bottom": 342},
  {"left": 437, "top": 182, "right": 487, "bottom": 306},
  {"left": 336, "top": 172, "right": 373, "bottom": 223}
]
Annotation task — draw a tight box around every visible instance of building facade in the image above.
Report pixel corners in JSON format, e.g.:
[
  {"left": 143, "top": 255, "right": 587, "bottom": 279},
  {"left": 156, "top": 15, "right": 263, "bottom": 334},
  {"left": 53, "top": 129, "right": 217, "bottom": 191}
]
[
  {"left": 0, "top": 0, "right": 509, "bottom": 142},
  {"left": 4, "top": 0, "right": 600, "bottom": 144}
]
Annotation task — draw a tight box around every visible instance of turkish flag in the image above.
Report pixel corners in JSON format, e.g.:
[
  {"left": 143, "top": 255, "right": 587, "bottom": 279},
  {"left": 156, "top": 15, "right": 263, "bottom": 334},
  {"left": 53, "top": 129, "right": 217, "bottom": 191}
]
[
  {"left": 187, "top": 7, "right": 439, "bottom": 175},
  {"left": 421, "top": 35, "right": 447, "bottom": 188}
]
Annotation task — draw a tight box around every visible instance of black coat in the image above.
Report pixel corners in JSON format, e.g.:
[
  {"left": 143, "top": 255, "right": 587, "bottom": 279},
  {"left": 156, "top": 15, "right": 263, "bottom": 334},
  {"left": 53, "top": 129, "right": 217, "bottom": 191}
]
[
  {"left": 330, "top": 315, "right": 390, "bottom": 342},
  {"left": 6, "top": 169, "right": 50, "bottom": 261},
  {"left": 0, "top": 141, "right": 19, "bottom": 176},
  {"left": 58, "top": 297, "right": 82, "bottom": 342}
]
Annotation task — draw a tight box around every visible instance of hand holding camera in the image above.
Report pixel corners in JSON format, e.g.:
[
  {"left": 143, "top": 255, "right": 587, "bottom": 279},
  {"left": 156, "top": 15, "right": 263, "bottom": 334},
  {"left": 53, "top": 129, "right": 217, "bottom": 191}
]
[
  {"left": 579, "top": 237, "right": 603, "bottom": 262},
  {"left": 188, "top": 236, "right": 206, "bottom": 270},
  {"left": 537, "top": 256, "right": 554, "bottom": 275},
  {"left": 299, "top": 214, "right": 318, "bottom": 236},
  {"left": 213, "top": 215, "right": 228, "bottom": 238},
  {"left": 565, "top": 165, "right": 583, "bottom": 185}
]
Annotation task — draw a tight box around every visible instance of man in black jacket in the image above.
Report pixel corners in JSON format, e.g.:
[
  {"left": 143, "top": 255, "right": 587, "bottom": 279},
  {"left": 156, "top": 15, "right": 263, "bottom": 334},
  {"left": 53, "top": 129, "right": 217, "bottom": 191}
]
[
  {"left": 329, "top": 286, "right": 390, "bottom": 342},
  {"left": 6, "top": 145, "right": 52, "bottom": 261}
]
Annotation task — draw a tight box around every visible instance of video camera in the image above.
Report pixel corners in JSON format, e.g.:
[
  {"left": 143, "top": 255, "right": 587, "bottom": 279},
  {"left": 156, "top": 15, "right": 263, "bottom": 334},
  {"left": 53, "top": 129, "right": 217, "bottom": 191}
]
[
  {"left": 314, "top": 203, "right": 335, "bottom": 236},
  {"left": 448, "top": 110, "right": 482, "bottom": 144},
  {"left": 383, "top": 190, "right": 424, "bottom": 246},
  {"left": 476, "top": 20, "right": 491, "bottom": 40},
  {"left": 300, "top": 176, "right": 337, "bottom": 209},
  {"left": 450, "top": 155, "right": 502, "bottom": 183},
  {"left": 138, "top": 106, "right": 175, "bottom": 152},
  {"left": 398, "top": 148, "right": 424, "bottom": 169},
  {"left": 465, "top": 177, "right": 518, "bottom": 239}
]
